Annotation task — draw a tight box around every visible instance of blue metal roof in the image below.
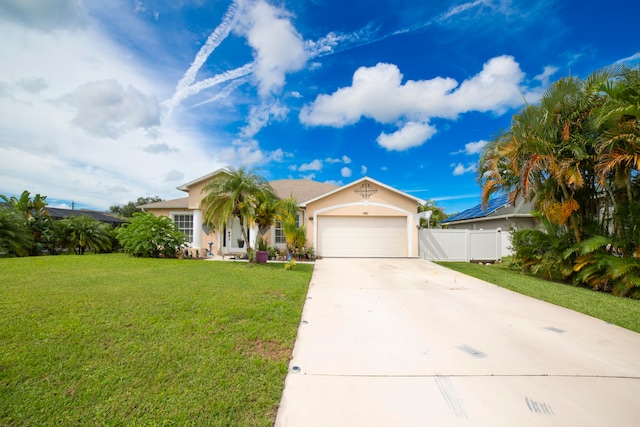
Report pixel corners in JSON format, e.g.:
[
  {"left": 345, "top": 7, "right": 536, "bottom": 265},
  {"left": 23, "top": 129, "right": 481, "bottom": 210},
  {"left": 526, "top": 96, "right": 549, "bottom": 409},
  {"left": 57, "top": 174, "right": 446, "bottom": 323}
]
[{"left": 441, "top": 194, "right": 510, "bottom": 223}]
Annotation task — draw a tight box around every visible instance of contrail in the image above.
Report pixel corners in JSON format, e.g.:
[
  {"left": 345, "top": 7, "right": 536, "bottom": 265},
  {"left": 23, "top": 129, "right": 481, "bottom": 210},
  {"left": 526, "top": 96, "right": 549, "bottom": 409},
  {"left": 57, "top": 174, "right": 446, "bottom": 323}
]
[
  {"left": 166, "top": 0, "right": 488, "bottom": 114},
  {"left": 190, "top": 76, "right": 251, "bottom": 109},
  {"left": 165, "top": 0, "right": 240, "bottom": 115},
  {"left": 184, "top": 63, "right": 254, "bottom": 99}
]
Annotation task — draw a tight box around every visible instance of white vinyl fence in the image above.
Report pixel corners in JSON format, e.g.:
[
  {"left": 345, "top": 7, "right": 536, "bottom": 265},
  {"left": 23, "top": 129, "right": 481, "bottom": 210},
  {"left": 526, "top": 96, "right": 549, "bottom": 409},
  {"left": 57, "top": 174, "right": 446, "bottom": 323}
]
[{"left": 419, "top": 229, "right": 507, "bottom": 262}]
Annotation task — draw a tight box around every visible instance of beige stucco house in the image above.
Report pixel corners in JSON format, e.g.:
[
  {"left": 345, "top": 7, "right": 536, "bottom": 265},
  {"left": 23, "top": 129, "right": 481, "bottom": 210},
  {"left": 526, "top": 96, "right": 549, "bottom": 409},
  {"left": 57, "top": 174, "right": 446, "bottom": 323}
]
[{"left": 141, "top": 169, "right": 425, "bottom": 258}]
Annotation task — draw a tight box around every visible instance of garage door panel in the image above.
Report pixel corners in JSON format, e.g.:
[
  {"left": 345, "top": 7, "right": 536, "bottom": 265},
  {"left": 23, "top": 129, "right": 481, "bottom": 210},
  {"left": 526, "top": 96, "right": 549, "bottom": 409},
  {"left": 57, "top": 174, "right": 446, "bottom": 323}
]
[{"left": 318, "top": 216, "right": 407, "bottom": 257}]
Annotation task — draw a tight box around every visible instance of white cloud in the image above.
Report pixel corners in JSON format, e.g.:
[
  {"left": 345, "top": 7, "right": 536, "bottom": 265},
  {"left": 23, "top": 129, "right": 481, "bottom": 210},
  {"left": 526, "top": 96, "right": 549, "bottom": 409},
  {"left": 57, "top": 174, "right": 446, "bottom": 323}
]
[
  {"left": 616, "top": 52, "right": 640, "bottom": 65},
  {"left": 143, "top": 142, "right": 178, "bottom": 154},
  {"left": 376, "top": 121, "right": 437, "bottom": 151},
  {"left": 455, "top": 140, "right": 488, "bottom": 155},
  {"left": 218, "top": 138, "right": 266, "bottom": 166},
  {"left": 0, "top": 16, "right": 224, "bottom": 209},
  {"left": 438, "top": 0, "right": 488, "bottom": 21},
  {"left": 0, "top": 0, "right": 86, "bottom": 31},
  {"left": 361, "top": 165, "right": 368, "bottom": 175},
  {"left": 326, "top": 155, "right": 352, "bottom": 164},
  {"left": 60, "top": 79, "right": 160, "bottom": 138},
  {"left": 341, "top": 167, "right": 352, "bottom": 177},
  {"left": 268, "top": 148, "right": 292, "bottom": 162},
  {"left": 235, "top": 0, "right": 307, "bottom": 97},
  {"left": 534, "top": 65, "right": 559, "bottom": 86},
  {"left": 300, "top": 55, "right": 534, "bottom": 150},
  {"left": 299, "top": 159, "right": 323, "bottom": 172},
  {"left": 452, "top": 162, "right": 477, "bottom": 176},
  {"left": 17, "top": 77, "right": 48, "bottom": 94},
  {"left": 164, "top": 170, "right": 185, "bottom": 182},
  {"left": 240, "top": 100, "right": 289, "bottom": 138}
]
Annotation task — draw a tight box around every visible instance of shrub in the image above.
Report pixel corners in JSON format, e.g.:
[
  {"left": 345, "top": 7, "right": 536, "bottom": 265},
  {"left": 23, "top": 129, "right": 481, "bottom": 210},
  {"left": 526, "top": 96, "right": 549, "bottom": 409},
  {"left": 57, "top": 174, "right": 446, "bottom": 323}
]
[
  {"left": 117, "top": 213, "right": 187, "bottom": 258},
  {"left": 0, "top": 207, "right": 33, "bottom": 257},
  {"left": 284, "top": 259, "right": 296, "bottom": 270}
]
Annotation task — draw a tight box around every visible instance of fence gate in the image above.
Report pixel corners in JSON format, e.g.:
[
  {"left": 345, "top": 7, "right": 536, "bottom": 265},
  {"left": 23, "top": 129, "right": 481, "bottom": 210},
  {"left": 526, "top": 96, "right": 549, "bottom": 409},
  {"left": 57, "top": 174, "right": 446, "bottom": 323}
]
[{"left": 419, "top": 229, "right": 502, "bottom": 262}]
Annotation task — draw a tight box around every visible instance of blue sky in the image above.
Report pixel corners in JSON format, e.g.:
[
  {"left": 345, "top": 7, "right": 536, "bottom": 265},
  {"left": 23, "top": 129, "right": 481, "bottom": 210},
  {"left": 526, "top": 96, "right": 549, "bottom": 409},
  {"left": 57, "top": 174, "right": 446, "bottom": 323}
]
[{"left": 1, "top": 0, "right": 638, "bottom": 214}]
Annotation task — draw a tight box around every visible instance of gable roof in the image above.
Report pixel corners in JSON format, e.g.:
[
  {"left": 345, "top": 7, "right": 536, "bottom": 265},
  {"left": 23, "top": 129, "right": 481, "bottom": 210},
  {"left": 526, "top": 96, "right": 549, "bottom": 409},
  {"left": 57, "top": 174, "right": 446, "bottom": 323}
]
[
  {"left": 139, "top": 197, "right": 189, "bottom": 210},
  {"left": 269, "top": 179, "right": 338, "bottom": 203},
  {"left": 300, "top": 176, "right": 425, "bottom": 207},
  {"left": 441, "top": 194, "right": 534, "bottom": 224},
  {"left": 142, "top": 176, "right": 423, "bottom": 211},
  {"left": 176, "top": 168, "right": 228, "bottom": 192},
  {"left": 45, "top": 207, "right": 127, "bottom": 225}
]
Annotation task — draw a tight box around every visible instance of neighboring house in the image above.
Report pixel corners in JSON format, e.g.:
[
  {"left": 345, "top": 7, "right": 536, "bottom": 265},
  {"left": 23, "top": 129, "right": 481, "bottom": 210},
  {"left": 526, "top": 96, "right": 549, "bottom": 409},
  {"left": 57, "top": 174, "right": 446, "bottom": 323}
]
[
  {"left": 0, "top": 202, "right": 126, "bottom": 226},
  {"left": 438, "top": 194, "right": 538, "bottom": 258},
  {"left": 45, "top": 207, "right": 127, "bottom": 226},
  {"left": 141, "top": 169, "right": 425, "bottom": 258},
  {"left": 440, "top": 194, "right": 537, "bottom": 231}
]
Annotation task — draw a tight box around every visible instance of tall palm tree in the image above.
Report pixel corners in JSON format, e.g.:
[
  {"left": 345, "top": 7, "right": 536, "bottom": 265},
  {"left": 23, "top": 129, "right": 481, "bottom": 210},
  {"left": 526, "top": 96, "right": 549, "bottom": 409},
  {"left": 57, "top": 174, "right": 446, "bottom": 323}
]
[
  {"left": 201, "top": 166, "right": 278, "bottom": 252},
  {"left": 594, "top": 66, "right": 640, "bottom": 253},
  {"left": 479, "top": 69, "right": 618, "bottom": 242}
]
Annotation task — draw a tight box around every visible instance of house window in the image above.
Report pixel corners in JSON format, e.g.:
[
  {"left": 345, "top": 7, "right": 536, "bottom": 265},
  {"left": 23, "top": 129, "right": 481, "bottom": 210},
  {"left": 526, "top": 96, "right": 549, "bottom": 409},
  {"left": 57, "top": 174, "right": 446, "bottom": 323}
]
[
  {"left": 275, "top": 220, "right": 285, "bottom": 244},
  {"left": 275, "top": 214, "right": 301, "bottom": 245},
  {"left": 173, "top": 214, "right": 193, "bottom": 243}
]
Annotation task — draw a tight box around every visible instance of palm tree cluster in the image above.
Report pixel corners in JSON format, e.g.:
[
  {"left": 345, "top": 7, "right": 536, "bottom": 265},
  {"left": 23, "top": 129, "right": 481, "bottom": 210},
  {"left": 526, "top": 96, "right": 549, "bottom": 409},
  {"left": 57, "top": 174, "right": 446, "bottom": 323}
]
[
  {"left": 1, "top": 191, "right": 113, "bottom": 256},
  {"left": 201, "top": 167, "right": 308, "bottom": 259},
  {"left": 478, "top": 66, "right": 640, "bottom": 297}
]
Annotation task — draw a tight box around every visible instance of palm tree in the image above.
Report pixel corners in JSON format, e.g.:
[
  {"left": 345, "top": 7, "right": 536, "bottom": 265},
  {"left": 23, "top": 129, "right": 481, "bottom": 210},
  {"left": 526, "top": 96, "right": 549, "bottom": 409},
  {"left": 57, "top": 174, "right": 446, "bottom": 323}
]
[
  {"left": 479, "top": 69, "right": 618, "bottom": 242},
  {"left": 65, "top": 215, "right": 112, "bottom": 255},
  {"left": 594, "top": 66, "right": 640, "bottom": 254},
  {"left": 201, "top": 167, "right": 278, "bottom": 253},
  {"left": 418, "top": 200, "right": 448, "bottom": 228},
  {"left": 0, "top": 207, "right": 34, "bottom": 256},
  {"left": 277, "top": 196, "right": 306, "bottom": 256}
]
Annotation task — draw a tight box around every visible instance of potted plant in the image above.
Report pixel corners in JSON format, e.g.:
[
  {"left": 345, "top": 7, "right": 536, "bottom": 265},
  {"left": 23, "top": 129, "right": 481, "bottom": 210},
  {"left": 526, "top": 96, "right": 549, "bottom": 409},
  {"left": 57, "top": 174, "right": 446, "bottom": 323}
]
[
  {"left": 256, "top": 235, "right": 269, "bottom": 263},
  {"left": 237, "top": 238, "right": 245, "bottom": 248}
]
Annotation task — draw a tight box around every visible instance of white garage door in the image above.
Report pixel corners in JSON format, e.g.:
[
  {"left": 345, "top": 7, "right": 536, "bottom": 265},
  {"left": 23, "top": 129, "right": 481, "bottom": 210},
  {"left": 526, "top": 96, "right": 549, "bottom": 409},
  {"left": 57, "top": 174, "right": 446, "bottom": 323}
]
[{"left": 318, "top": 216, "right": 407, "bottom": 257}]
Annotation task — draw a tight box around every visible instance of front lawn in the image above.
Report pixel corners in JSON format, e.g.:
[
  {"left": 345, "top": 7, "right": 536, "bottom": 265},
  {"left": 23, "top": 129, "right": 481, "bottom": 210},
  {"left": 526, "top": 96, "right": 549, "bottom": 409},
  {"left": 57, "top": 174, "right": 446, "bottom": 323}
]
[
  {"left": 0, "top": 254, "right": 312, "bottom": 426},
  {"left": 438, "top": 261, "right": 640, "bottom": 333}
]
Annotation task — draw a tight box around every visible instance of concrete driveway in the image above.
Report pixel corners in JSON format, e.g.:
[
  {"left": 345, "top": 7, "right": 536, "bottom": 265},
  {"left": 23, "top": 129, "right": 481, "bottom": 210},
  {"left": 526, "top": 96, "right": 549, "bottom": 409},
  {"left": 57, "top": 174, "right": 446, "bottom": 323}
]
[{"left": 275, "top": 258, "right": 640, "bottom": 426}]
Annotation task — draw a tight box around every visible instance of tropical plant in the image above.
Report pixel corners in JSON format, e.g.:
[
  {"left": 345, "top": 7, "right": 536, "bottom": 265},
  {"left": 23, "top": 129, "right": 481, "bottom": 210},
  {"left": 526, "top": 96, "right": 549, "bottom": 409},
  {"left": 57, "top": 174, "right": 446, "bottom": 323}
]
[
  {"left": 40, "top": 219, "right": 73, "bottom": 255},
  {"left": 201, "top": 167, "right": 278, "bottom": 254},
  {"left": 1, "top": 191, "right": 51, "bottom": 255},
  {"left": 418, "top": 200, "right": 448, "bottom": 228},
  {"left": 109, "top": 196, "right": 163, "bottom": 218},
  {"left": 117, "top": 212, "right": 187, "bottom": 258},
  {"left": 478, "top": 65, "right": 640, "bottom": 297},
  {"left": 277, "top": 195, "right": 308, "bottom": 256},
  {"left": 63, "top": 215, "right": 112, "bottom": 255},
  {"left": 0, "top": 206, "right": 34, "bottom": 256}
]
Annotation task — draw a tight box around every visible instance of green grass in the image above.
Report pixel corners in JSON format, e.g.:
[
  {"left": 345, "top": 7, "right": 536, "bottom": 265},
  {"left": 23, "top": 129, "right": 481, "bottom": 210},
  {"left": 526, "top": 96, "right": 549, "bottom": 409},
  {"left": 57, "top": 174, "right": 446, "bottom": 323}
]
[
  {"left": 437, "top": 261, "right": 640, "bottom": 333},
  {"left": 0, "top": 254, "right": 313, "bottom": 426}
]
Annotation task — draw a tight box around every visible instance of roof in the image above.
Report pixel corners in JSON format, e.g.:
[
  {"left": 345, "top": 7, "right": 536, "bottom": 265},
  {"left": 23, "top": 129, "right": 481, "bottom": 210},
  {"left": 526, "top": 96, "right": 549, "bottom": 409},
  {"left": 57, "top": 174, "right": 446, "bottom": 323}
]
[
  {"left": 45, "top": 207, "right": 127, "bottom": 224},
  {"left": 176, "top": 168, "right": 228, "bottom": 192},
  {"left": 300, "top": 176, "right": 425, "bottom": 207},
  {"left": 269, "top": 179, "right": 339, "bottom": 203},
  {"left": 441, "top": 194, "right": 534, "bottom": 224},
  {"left": 140, "top": 197, "right": 189, "bottom": 210},
  {"left": 143, "top": 176, "right": 423, "bottom": 211}
]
